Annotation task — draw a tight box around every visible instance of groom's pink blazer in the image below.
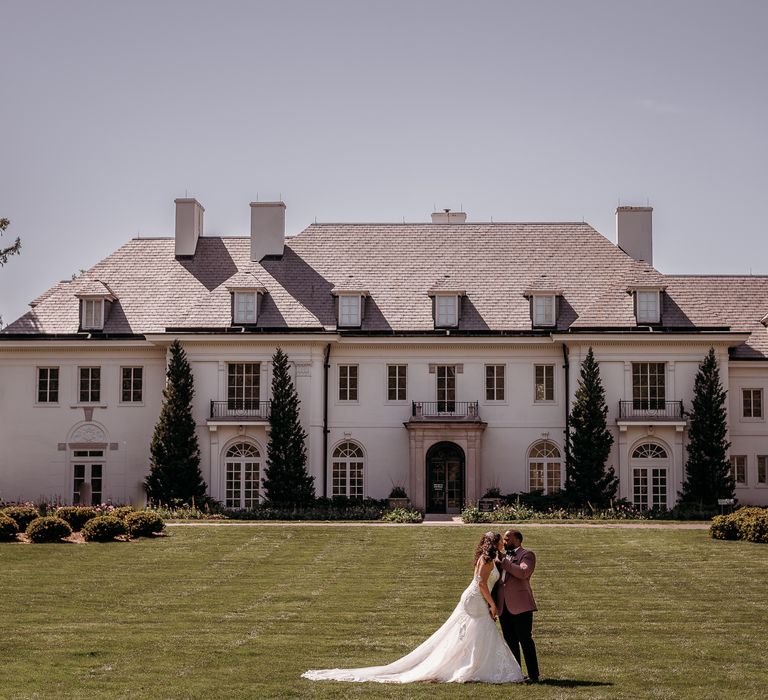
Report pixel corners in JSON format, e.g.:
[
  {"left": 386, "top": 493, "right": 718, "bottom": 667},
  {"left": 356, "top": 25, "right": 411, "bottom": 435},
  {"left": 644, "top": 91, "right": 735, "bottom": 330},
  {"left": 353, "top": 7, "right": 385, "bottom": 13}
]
[{"left": 495, "top": 547, "right": 538, "bottom": 615}]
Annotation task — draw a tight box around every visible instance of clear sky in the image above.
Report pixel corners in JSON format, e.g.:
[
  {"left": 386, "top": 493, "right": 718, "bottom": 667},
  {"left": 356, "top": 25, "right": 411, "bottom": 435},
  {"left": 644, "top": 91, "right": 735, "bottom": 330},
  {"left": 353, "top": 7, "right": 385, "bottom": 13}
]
[{"left": 1, "top": 0, "right": 767, "bottom": 326}]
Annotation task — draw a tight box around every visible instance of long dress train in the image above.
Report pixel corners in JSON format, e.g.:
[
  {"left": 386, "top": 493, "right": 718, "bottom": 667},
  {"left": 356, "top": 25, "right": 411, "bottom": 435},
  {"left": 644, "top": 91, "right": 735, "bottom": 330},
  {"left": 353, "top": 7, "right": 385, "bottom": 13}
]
[{"left": 302, "top": 566, "right": 523, "bottom": 684}]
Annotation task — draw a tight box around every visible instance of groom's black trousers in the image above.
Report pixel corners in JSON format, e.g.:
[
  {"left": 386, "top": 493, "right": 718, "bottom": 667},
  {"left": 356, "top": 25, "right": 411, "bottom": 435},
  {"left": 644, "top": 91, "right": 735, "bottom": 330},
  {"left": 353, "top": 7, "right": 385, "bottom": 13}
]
[{"left": 498, "top": 609, "right": 539, "bottom": 680}]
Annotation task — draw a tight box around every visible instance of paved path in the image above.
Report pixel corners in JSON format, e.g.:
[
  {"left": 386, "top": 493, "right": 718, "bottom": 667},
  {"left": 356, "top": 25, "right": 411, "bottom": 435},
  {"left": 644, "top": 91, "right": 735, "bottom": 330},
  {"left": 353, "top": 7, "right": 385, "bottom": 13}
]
[{"left": 165, "top": 520, "right": 710, "bottom": 529}]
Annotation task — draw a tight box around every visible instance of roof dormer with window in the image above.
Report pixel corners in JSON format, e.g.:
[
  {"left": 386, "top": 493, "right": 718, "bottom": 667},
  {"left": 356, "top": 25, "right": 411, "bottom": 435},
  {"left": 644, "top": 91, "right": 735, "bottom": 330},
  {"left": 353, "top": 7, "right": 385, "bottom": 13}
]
[
  {"left": 524, "top": 279, "right": 562, "bottom": 328},
  {"left": 331, "top": 277, "right": 369, "bottom": 328},
  {"left": 428, "top": 276, "right": 464, "bottom": 329},
  {"left": 75, "top": 280, "right": 116, "bottom": 332},
  {"left": 225, "top": 272, "right": 267, "bottom": 326},
  {"left": 627, "top": 284, "right": 665, "bottom": 325}
]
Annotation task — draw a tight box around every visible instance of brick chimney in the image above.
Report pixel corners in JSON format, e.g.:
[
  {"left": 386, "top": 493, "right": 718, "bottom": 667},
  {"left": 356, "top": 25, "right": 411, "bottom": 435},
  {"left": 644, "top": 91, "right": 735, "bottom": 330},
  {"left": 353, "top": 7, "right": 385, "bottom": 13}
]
[
  {"left": 174, "top": 198, "right": 204, "bottom": 258},
  {"left": 250, "top": 201, "right": 286, "bottom": 261},
  {"left": 616, "top": 206, "right": 653, "bottom": 265}
]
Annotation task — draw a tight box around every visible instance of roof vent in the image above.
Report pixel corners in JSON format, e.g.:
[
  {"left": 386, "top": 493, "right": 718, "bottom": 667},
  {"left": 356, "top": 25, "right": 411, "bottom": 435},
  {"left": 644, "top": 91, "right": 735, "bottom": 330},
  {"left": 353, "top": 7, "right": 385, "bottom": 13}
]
[{"left": 431, "top": 208, "right": 467, "bottom": 224}]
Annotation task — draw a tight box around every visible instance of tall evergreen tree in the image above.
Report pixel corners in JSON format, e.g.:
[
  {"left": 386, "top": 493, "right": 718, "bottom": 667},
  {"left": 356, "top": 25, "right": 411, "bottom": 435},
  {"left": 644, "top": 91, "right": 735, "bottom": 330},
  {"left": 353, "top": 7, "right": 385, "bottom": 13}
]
[
  {"left": 262, "top": 347, "right": 315, "bottom": 505},
  {"left": 145, "top": 340, "right": 206, "bottom": 505},
  {"left": 679, "top": 347, "right": 734, "bottom": 508},
  {"left": 566, "top": 347, "right": 618, "bottom": 507}
]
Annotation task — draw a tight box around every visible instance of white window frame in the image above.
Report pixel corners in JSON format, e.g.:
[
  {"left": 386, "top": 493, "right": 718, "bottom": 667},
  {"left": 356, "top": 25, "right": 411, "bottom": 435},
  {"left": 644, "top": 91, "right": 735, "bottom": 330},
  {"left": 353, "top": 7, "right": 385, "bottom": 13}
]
[
  {"left": 485, "top": 364, "right": 505, "bottom": 402},
  {"left": 636, "top": 290, "right": 660, "bottom": 324},
  {"left": 757, "top": 455, "right": 768, "bottom": 487},
  {"left": 233, "top": 291, "right": 257, "bottom": 324},
  {"left": 434, "top": 294, "right": 459, "bottom": 328},
  {"left": 332, "top": 441, "right": 365, "bottom": 498},
  {"left": 532, "top": 294, "right": 556, "bottom": 327},
  {"left": 338, "top": 364, "right": 359, "bottom": 402},
  {"left": 78, "top": 366, "right": 101, "bottom": 404},
  {"left": 534, "top": 364, "right": 555, "bottom": 403},
  {"left": 36, "top": 366, "right": 60, "bottom": 404},
  {"left": 386, "top": 364, "right": 407, "bottom": 402},
  {"left": 528, "top": 440, "right": 563, "bottom": 494},
  {"left": 741, "top": 388, "right": 763, "bottom": 420},
  {"left": 81, "top": 299, "right": 105, "bottom": 330},
  {"left": 120, "top": 366, "right": 144, "bottom": 404},
  {"left": 224, "top": 442, "right": 261, "bottom": 509},
  {"left": 730, "top": 455, "right": 747, "bottom": 487},
  {"left": 338, "top": 294, "right": 362, "bottom": 327},
  {"left": 72, "top": 449, "right": 105, "bottom": 506}
]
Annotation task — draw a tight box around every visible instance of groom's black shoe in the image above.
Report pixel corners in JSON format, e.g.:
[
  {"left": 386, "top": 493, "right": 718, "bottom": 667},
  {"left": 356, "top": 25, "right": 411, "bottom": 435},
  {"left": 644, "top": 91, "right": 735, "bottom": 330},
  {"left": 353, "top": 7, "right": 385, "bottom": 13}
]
[{"left": 523, "top": 676, "right": 540, "bottom": 684}]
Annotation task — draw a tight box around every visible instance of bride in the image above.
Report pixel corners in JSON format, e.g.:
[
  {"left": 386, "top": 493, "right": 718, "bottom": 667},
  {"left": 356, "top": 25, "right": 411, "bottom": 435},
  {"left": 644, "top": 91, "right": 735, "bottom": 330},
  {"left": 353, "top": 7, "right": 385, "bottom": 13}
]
[{"left": 302, "top": 532, "right": 524, "bottom": 684}]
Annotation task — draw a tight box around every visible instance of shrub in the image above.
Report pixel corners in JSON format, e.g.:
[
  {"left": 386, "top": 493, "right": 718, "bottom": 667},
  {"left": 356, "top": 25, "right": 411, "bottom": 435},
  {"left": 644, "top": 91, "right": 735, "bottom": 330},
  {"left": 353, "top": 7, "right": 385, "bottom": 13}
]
[
  {"left": 125, "top": 511, "right": 165, "bottom": 537},
  {"left": 110, "top": 505, "right": 137, "bottom": 521},
  {"left": 709, "top": 507, "right": 768, "bottom": 543},
  {"left": 710, "top": 515, "right": 739, "bottom": 540},
  {"left": 2, "top": 505, "right": 40, "bottom": 531},
  {"left": 0, "top": 513, "right": 19, "bottom": 541},
  {"left": 55, "top": 506, "right": 97, "bottom": 531},
  {"left": 460, "top": 506, "right": 491, "bottom": 524},
  {"left": 740, "top": 510, "right": 768, "bottom": 543},
  {"left": 381, "top": 508, "right": 423, "bottom": 524},
  {"left": 388, "top": 485, "right": 408, "bottom": 499},
  {"left": 26, "top": 516, "right": 72, "bottom": 543},
  {"left": 81, "top": 515, "right": 127, "bottom": 542}
]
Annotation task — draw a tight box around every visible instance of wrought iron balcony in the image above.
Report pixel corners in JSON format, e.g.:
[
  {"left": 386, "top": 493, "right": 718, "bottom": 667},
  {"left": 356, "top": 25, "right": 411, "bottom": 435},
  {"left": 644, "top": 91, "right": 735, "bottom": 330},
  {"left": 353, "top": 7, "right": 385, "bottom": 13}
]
[
  {"left": 209, "top": 400, "right": 271, "bottom": 421},
  {"left": 618, "top": 400, "right": 684, "bottom": 421},
  {"left": 411, "top": 401, "right": 480, "bottom": 420}
]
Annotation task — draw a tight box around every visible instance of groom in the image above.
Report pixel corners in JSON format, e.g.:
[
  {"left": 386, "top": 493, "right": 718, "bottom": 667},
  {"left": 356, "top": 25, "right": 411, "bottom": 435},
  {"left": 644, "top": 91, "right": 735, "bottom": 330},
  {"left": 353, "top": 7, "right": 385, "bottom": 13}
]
[{"left": 495, "top": 529, "right": 540, "bottom": 683}]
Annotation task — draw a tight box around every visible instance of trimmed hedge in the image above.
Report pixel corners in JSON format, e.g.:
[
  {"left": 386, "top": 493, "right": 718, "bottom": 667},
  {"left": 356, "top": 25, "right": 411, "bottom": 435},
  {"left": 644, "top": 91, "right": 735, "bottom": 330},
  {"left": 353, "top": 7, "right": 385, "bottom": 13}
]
[
  {"left": 124, "top": 511, "right": 165, "bottom": 537},
  {"left": 2, "top": 506, "right": 40, "bottom": 531},
  {"left": 55, "top": 506, "right": 97, "bottom": 531},
  {"left": 26, "top": 516, "right": 72, "bottom": 543},
  {"left": 381, "top": 508, "right": 424, "bottom": 524},
  {"left": 110, "top": 506, "right": 137, "bottom": 521},
  {"left": 710, "top": 507, "right": 768, "bottom": 543},
  {"left": 0, "top": 513, "right": 19, "bottom": 541},
  {"left": 81, "top": 515, "right": 127, "bottom": 542}
]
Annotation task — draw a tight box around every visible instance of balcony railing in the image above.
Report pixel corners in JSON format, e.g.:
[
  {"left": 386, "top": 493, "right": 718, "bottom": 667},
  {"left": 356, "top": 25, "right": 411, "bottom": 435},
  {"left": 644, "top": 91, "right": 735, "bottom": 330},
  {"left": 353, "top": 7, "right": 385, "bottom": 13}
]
[
  {"left": 618, "top": 400, "right": 684, "bottom": 421},
  {"left": 210, "top": 400, "right": 271, "bottom": 421},
  {"left": 411, "top": 401, "right": 480, "bottom": 419}
]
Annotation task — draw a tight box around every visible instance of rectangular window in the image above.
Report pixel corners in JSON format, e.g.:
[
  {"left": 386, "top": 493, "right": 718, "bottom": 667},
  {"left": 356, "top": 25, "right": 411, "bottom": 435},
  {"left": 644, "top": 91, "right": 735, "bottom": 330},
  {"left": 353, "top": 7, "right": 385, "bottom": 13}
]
[
  {"left": 79, "top": 367, "right": 101, "bottom": 403},
  {"left": 73, "top": 458, "right": 104, "bottom": 506},
  {"left": 37, "top": 367, "right": 59, "bottom": 403},
  {"left": 632, "top": 363, "right": 666, "bottom": 410},
  {"left": 730, "top": 455, "right": 747, "bottom": 486},
  {"left": 227, "top": 363, "right": 260, "bottom": 409},
  {"left": 121, "top": 367, "right": 143, "bottom": 403},
  {"left": 435, "top": 295, "right": 458, "bottom": 327},
  {"left": 742, "top": 389, "right": 763, "bottom": 419},
  {"left": 758, "top": 456, "right": 767, "bottom": 485},
  {"left": 532, "top": 295, "right": 556, "bottom": 326},
  {"left": 636, "top": 291, "right": 660, "bottom": 324},
  {"left": 339, "top": 365, "right": 358, "bottom": 401},
  {"left": 233, "top": 292, "right": 257, "bottom": 324},
  {"left": 534, "top": 364, "right": 555, "bottom": 402},
  {"left": 387, "top": 365, "right": 407, "bottom": 401},
  {"left": 485, "top": 365, "right": 505, "bottom": 401},
  {"left": 436, "top": 365, "right": 456, "bottom": 412},
  {"left": 81, "top": 299, "right": 104, "bottom": 330},
  {"left": 338, "top": 295, "right": 362, "bottom": 327}
]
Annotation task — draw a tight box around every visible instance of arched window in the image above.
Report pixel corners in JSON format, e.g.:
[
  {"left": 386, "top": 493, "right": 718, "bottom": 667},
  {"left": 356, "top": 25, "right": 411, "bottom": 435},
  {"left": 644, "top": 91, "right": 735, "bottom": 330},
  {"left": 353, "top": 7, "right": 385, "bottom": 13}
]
[
  {"left": 632, "top": 443, "right": 668, "bottom": 459},
  {"left": 225, "top": 442, "right": 261, "bottom": 509},
  {"left": 630, "top": 442, "right": 668, "bottom": 510},
  {"left": 332, "top": 442, "right": 364, "bottom": 498},
  {"left": 528, "top": 440, "right": 562, "bottom": 494}
]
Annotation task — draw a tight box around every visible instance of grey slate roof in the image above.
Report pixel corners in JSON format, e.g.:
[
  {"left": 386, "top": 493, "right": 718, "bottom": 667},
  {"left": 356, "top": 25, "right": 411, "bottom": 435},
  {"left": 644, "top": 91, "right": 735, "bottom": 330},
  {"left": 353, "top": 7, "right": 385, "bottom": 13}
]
[{"left": 3, "top": 222, "right": 767, "bottom": 358}]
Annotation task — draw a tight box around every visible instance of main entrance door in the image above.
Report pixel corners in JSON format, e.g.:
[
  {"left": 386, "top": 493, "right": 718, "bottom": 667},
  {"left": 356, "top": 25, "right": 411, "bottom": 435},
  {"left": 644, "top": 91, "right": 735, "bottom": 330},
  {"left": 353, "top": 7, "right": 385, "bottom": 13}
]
[{"left": 426, "top": 442, "right": 465, "bottom": 514}]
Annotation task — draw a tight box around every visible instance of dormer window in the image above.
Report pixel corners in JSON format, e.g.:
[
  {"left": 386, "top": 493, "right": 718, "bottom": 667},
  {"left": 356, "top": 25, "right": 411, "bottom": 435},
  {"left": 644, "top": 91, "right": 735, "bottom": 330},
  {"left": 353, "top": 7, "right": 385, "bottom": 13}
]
[
  {"left": 532, "top": 295, "right": 556, "bottom": 327},
  {"left": 82, "top": 299, "right": 104, "bottom": 330},
  {"left": 75, "top": 280, "right": 116, "bottom": 332},
  {"left": 434, "top": 294, "right": 459, "bottom": 328},
  {"left": 225, "top": 272, "right": 268, "bottom": 326},
  {"left": 338, "top": 294, "right": 363, "bottom": 327},
  {"left": 636, "top": 290, "right": 660, "bottom": 324},
  {"left": 233, "top": 291, "right": 257, "bottom": 324}
]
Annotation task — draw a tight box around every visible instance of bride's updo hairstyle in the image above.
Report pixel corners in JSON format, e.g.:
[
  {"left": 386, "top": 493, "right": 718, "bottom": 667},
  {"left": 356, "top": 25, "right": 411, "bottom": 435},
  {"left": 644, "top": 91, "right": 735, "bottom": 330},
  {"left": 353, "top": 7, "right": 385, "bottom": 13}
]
[{"left": 474, "top": 531, "right": 501, "bottom": 564}]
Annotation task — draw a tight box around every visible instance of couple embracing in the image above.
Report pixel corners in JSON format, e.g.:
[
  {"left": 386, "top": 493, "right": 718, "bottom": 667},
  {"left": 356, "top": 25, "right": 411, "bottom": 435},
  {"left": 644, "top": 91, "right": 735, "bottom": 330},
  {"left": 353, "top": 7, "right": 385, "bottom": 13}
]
[{"left": 303, "top": 529, "right": 540, "bottom": 685}]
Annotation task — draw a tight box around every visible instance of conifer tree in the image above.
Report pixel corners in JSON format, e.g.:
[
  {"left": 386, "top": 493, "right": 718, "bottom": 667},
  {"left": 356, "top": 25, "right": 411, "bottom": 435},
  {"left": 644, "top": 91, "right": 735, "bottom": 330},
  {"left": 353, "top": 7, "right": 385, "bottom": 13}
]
[
  {"left": 566, "top": 347, "right": 618, "bottom": 507},
  {"left": 262, "top": 348, "right": 315, "bottom": 505},
  {"left": 679, "top": 347, "right": 734, "bottom": 508},
  {"left": 145, "top": 340, "right": 206, "bottom": 505}
]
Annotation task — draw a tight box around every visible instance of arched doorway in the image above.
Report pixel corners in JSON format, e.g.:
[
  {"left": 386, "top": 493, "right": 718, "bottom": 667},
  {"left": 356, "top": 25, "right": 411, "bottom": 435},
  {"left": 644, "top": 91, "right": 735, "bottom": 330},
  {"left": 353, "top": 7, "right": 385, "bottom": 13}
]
[
  {"left": 630, "top": 441, "right": 669, "bottom": 510},
  {"left": 426, "top": 442, "right": 465, "bottom": 514}
]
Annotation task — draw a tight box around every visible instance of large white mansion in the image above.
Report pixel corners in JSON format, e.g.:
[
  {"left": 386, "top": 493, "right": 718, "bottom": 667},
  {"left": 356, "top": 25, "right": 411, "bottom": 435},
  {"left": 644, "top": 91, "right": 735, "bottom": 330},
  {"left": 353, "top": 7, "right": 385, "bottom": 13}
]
[{"left": 1, "top": 200, "right": 767, "bottom": 512}]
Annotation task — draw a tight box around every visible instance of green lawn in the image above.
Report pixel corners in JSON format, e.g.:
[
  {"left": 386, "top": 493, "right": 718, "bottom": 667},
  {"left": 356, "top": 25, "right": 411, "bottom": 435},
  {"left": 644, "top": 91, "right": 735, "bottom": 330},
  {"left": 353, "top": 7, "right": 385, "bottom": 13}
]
[{"left": 0, "top": 525, "right": 765, "bottom": 700}]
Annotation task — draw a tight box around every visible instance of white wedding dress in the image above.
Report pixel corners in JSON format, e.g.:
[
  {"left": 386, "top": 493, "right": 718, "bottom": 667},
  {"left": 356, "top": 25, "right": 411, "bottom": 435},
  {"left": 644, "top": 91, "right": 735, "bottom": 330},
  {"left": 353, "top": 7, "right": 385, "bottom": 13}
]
[{"left": 302, "top": 566, "right": 523, "bottom": 684}]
